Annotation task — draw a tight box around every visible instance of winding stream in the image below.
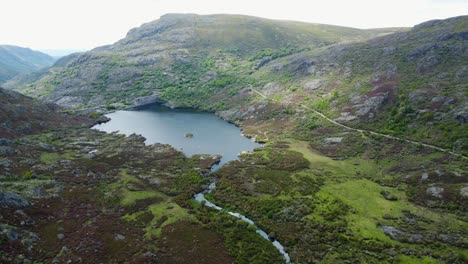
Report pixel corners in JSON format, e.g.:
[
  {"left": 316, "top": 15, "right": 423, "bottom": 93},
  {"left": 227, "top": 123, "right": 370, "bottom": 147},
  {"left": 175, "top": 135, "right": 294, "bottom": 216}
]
[
  {"left": 195, "top": 183, "right": 291, "bottom": 263},
  {"left": 93, "top": 103, "right": 291, "bottom": 263}
]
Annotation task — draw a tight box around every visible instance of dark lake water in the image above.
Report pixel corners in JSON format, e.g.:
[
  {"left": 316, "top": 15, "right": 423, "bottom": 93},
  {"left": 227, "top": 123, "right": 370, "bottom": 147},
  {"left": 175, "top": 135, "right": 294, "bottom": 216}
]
[{"left": 93, "top": 104, "right": 262, "bottom": 166}]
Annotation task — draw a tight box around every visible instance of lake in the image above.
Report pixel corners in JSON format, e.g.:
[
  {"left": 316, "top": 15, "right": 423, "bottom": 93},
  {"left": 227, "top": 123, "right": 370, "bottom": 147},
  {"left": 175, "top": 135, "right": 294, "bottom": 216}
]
[{"left": 92, "top": 104, "right": 262, "bottom": 166}]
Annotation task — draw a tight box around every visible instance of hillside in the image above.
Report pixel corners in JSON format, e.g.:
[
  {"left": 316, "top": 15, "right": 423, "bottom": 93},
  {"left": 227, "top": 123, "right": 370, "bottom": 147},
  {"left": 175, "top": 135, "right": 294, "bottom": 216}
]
[
  {"left": 0, "top": 45, "right": 55, "bottom": 83},
  {"left": 1, "top": 14, "right": 467, "bottom": 263},
  {"left": 7, "top": 13, "right": 403, "bottom": 109},
  {"left": 251, "top": 15, "right": 468, "bottom": 155},
  {"left": 0, "top": 87, "right": 92, "bottom": 138},
  {"left": 0, "top": 88, "right": 236, "bottom": 263}
]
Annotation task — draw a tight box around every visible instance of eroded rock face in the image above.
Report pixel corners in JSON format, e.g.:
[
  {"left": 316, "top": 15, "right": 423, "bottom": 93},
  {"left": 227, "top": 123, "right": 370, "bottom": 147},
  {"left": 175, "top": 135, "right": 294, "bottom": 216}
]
[
  {"left": 133, "top": 93, "right": 163, "bottom": 107},
  {"left": 0, "top": 190, "right": 30, "bottom": 209}
]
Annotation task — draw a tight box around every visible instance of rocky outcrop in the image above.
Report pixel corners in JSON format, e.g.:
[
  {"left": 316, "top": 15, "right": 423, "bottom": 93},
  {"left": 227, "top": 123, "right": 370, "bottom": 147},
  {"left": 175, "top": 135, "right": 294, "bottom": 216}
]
[
  {"left": 0, "top": 190, "right": 30, "bottom": 209},
  {"left": 133, "top": 93, "right": 163, "bottom": 107}
]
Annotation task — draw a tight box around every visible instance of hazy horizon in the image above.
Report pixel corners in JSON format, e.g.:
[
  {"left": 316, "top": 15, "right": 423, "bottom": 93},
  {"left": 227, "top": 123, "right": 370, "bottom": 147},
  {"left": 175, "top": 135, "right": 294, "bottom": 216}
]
[{"left": 1, "top": 0, "right": 467, "bottom": 51}]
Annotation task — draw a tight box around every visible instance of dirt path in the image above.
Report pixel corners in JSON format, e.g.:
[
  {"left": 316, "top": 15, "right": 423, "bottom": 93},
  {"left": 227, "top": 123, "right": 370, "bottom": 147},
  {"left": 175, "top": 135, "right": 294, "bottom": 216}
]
[{"left": 251, "top": 89, "right": 467, "bottom": 160}]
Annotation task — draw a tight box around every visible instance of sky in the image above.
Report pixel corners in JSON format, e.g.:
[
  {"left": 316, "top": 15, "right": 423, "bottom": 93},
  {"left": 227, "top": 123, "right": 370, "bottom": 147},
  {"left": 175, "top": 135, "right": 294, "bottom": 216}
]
[{"left": 1, "top": 0, "right": 467, "bottom": 51}]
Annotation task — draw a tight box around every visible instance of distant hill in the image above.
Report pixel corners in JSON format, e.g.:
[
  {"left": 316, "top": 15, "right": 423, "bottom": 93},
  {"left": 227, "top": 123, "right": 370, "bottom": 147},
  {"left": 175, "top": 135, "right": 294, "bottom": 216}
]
[
  {"left": 39, "top": 49, "right": 87, "bottom": 58},
  {"left": 0, "top": 45, "right": 56, "bottom": 83}
]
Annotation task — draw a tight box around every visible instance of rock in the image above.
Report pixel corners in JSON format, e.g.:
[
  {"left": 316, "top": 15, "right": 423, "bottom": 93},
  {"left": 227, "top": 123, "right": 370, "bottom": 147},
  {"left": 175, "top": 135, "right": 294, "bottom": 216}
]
[
  {"left": 149, "top": 178, "right": 161, "bottom": 185},
  {"left": 0, "top": 190, "right": 30, "bottom": 209},
  {"left": 14, "top": 210, "right": 27, "bottom": 216},
  {"left": 407, "top": 234, "right": 424, "bottom": 243},
  {"left": 380, "top": 226, "right": 403, "bottom": 240},
  {"left": 431, "top": 96, "right": 456, "bottom": 105},
  {"left": 452, "top": 104, "right": 468, "bottom": 124},
  {"left": 184, "top": 132, "right": 194, "bottom": 138},
  {"left": 421, "top": 173, "right": 429, "bottom": 181},
  {"left": 404, "top": 217, "right": 417, "bottom": 225},
  {"left": 380, "top": 190, "right": 398, "bottom": 201},
  {"left": 380, "top": 226, "right": 424, "bottom": 243},
  {"left": 0, "top": 146, "right": 15, "bottom": 155},
  {"left": 460, "top": 186, "right": 468, "bottom": 197},
  {"left": 7, "top": 229, "right": 20, "bottom": 241},
  {"left": 0, "top": 158, "right": 12, "bottom": 168},
  {"left": 334, "top": 112, "right": 358, "bottom": 122},
  {"left": 38, "top": 142, "right": 54, "bottom": 151},
  {"left": 95, "top": 116, "right": 111, "bottom": 125},
  {"left": 114, "top": 234, "right": 126, "bottom": 241},
  {"left": 21, "top": 219, "right": 35, "bottom": 226},
  {"left": 438, "top": 234, "right": 458, "bottom": 244},
  {"left": 426, "top": 186, "right": 444, "bottom": 199},
  {"left": 57, "top": 233, "right": 65, "bottom": 240},
  {"left": 134, "top": 93, "right": 162, "bottom": 107},
  {"left": 383, "top": 214, "right": 398, "bottom": 220},
  {"left": 352, "top": 91, "right": 389, "bottom": 118},
  {"left": 0, "top": 138, "right": 14, "bottom": 146},
  {"left": 303, "top": 79, "right": 323, "bottom": 90},
  {"left": 382, "top": 46, "right": 396, "bottom": 56},
  {"left": 268, "top": 232, "right": 276, "bottom": 241},
  {"left": 323, "top": 137, "right": 343, "bottom": 144}
]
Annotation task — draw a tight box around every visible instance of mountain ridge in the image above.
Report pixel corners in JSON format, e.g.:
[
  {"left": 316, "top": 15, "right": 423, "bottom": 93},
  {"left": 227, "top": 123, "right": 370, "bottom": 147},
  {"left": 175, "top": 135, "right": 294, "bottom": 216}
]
[{"left": 0, "top": 45, "right": 55, "bottom": 83}]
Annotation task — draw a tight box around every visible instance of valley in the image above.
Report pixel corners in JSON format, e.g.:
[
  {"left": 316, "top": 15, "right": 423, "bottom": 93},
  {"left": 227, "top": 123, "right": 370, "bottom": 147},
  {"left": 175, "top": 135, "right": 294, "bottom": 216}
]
[{"left": 0, "top": 13, "right": 467, "bottom": 264}]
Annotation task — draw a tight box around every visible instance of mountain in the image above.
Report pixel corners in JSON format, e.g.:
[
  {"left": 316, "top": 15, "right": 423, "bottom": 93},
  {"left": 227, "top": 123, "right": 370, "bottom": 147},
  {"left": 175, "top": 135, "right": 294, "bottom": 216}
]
[
  {"left": 1, "top": 14, "right": 467, "bottom": 263},
  {"left": 7, "top": 14, "right": 466, "bottom": 154},
  {"left": 6, "top": 13, "right": 404, "bottom": 108},
  {"left": 0, "top": 45, "right": 56, "bottom": 83}
]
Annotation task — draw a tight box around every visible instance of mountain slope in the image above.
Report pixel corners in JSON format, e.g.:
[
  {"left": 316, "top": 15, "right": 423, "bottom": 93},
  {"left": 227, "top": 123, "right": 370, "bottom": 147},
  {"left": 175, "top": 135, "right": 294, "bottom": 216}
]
[
  {"left": 251, "top": 15, "right": 467, "bottom": 154},
  {"left": 0, "top": 45, "right": 55, "bottom": 83},
  {"left": 0, "top": 87, "right": 92, "bottom": 138},
  {"left": 8, "top": 13, "right": 404, "bottom": 109}
]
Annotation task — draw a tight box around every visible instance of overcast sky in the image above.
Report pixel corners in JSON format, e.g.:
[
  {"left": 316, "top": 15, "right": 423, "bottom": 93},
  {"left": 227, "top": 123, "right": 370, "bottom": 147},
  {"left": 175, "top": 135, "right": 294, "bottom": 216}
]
[{"left": 1, "top": 0, "right": 467, "bottom": 51}]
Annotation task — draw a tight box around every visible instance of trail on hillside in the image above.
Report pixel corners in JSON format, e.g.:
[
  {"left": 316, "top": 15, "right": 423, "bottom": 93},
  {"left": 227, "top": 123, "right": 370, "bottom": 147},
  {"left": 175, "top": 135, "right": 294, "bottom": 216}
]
[{"left": 251, "top": 89, "right": 467, "bottom": 160}]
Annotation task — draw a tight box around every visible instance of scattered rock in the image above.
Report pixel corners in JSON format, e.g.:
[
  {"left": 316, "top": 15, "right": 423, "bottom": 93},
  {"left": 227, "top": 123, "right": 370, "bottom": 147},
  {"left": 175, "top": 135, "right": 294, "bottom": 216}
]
[
  {"left": 0, "top": 158, "right": 12, "bottom": 168},
  {"left": 438, "top": 234, "right": 458, "bottom": 244},
  {"left": 380, "top": 226, "right": 402, "bottom": 240},
  {"left": 380, "top": 226, "right": 424, "bottom": 243}
]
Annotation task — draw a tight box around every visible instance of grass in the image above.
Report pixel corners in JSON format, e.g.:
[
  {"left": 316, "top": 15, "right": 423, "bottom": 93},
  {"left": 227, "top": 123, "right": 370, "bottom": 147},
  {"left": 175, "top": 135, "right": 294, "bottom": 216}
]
[
  {"left": 40, "top": 152, "right": 61, "bottom": 164},
  {"left": 288, "top": 138, "right": 468, "bottom": 249},
  {"left": 146, "top": 201, "right": 196, "bottom": 237}
]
